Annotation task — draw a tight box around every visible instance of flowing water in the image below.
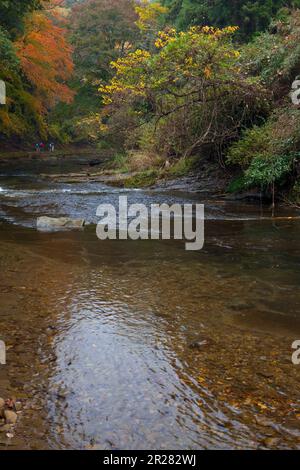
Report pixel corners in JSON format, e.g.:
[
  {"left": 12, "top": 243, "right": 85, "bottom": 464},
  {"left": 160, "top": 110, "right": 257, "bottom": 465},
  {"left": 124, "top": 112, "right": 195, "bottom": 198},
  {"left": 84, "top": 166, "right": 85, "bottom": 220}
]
[{"left": 0, "top": 162, "right": 300, "bottom": 449}]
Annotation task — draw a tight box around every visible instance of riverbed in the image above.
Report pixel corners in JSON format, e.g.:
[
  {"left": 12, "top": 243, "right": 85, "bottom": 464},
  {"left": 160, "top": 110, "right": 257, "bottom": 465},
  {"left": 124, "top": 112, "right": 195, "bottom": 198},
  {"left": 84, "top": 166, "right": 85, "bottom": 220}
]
[{"left": 0, "top": 162, "right": 300, "bottom": 449}]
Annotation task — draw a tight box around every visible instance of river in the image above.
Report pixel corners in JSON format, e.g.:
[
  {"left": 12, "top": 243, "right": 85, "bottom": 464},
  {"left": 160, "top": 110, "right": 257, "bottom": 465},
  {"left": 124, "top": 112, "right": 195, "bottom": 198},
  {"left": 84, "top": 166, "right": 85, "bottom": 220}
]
[{"left": 0, "top": 161, "right": 300, "bottom": 449}]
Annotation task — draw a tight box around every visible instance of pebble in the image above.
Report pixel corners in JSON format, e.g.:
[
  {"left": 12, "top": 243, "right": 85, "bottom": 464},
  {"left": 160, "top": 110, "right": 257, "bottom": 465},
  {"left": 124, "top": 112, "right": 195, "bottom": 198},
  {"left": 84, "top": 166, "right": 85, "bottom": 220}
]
[
  {"left": 254, "top": 415, "right": 274, "bottom": 427},
  {"left": 0, "top": 424, "right": 13, "bottom": 433},
  {"left": 4, "top": 410, "right": 18, "bottom": 425},
  {"left": 263, "top": 437, "right": 281, "bottom": 448},
  {"left": 15, "top": 402, "right": 22, "bottom": 412},
  {"left": 189, "top": 339, "right": 209, "bottom": 350}
]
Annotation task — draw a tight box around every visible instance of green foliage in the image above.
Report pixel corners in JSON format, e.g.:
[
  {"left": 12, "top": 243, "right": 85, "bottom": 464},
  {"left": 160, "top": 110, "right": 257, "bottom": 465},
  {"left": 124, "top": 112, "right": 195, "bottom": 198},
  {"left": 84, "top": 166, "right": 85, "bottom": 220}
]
[
  {"left": 227, "top": 123, "right": 273, "bottom": 167},
  {"left": 241, "top": 10, "right": 300, "bottom": 88},
  {"left": 244, "top": 153, "right": 294, "bottom": 187},
  {"left": 168, "top": 156, "right": 197, "bottom": 176},
  {"left": 162, "top": 0, "right": 209, "bottom": 30},
  {"left": 162, "top": 0, "right": 300, "bottom": 38},
  {"left": 227, "top": 106, "right": 300, "bottom": 190},
  {"left": 124, "top": 168, "right": 160, "bottom": 187},
  {"left": 289, "top": 179, "right": 300, "bottom": 202},
  {"left": 62, "top": 0, "right": 140, "bottom": 143},
  {"left": 227, "top": 175, "right": 247, "bottom": 193},
  {"left": 0, "top": 0, "right": 42, "bottom": 38},
  {"left": 70, "top": 0, "right": 139, "bottom": 83},
  {"left": 0, "top": 26, "right": 19, "bottom": 71},
  {"left": 110, "top": 153, "right": 131, "bottom": 173}
]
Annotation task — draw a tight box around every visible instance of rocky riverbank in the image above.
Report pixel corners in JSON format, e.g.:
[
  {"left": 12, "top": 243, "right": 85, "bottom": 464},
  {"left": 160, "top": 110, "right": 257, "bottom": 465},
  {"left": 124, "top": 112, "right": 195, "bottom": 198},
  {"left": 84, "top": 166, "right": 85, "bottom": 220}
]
[
  {"left": 0, "top": 150, "right": 287, "bottom": 203},
  {"left": 37, "top": 163, "right": 229, "bottom": 195}
]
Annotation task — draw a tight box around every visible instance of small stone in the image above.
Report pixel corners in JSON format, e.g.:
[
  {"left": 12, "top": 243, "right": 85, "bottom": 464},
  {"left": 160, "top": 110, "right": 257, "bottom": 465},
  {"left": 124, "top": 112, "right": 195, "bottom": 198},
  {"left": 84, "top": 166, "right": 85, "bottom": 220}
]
[
  {"left": 255, "top": 415, "right": 274, "bottom": 427},
  {"left": 263, "top": 437, "right": 281, "bottom": 448},
  {"left": 0, "top": 424, "right": 13, "bottom": 433},
  {"left": 257, "top": 370, "right": 273, "bottom": 379},
  {"left": 189, "top": 339, "right": 209, "bottom": 350},
  {"left": 37, "top": 216, "right": 85, "bottom": 231},
  {"left": 4, "top": 410, "right": 18, "bottom": 425},
  {"left": 15, "top": 402, "right": 22, "bottom": 412}
]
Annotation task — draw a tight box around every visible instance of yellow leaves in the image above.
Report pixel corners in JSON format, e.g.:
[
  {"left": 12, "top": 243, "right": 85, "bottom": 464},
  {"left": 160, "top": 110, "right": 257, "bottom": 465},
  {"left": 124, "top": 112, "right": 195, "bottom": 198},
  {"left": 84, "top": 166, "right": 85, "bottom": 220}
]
[
  {"left": 111, "top": 49, "right": 150, "bottom": 74},
  {"left": 155, "top": 28, "right": 177, "bottom": 48},
  {"left": 257, "top": 401, "right": 269, "bottom": 411},
  {"left": 99, "top": 22, "right": 242, "bottom": 117},
  {"left": 99, "top": 123, "right": 109, "bottom": 132},
  {"left": 188, "top": 25, "right": 239, "bottom": 38},
  {"left": 225, "top": 26, "right": 239, "bottom": 34},
  {"left": 185, "top": 56, "right": 194, "bottom": 66},
  {"left": 135, "top": 0, "right": 168, "bottom": 32},
  {"left": 155, "top": 38, "right": 164, "bottom": 49},
  {"left": 201, "top": 26, "right": 214, "bottom": 34},
  {"left": 196, "top": 375, "right": 206, "bottom": 385}
]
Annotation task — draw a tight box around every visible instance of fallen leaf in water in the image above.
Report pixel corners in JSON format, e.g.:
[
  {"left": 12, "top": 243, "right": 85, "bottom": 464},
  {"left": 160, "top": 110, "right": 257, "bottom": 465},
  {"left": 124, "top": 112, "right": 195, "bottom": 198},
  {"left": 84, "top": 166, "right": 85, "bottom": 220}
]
[
  {"left": 197, "top": 376, "right": 206, "bottom": 384},
  {"left": 257, "top": 402, "right": 268, "bottom": 411}
]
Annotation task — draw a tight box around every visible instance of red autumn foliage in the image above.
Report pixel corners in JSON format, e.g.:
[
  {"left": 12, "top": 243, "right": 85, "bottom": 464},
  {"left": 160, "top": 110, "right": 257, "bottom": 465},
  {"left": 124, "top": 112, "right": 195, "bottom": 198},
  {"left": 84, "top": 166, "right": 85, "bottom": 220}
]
[{"left": 15, "top": 6, "right": 74, "bottom": 111}]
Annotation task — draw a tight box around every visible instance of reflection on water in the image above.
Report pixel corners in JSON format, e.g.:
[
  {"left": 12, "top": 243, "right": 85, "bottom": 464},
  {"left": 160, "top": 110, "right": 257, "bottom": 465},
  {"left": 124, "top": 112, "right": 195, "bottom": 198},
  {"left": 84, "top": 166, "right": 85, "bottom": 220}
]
[{"left": 0, "top": 171, "right": 300, "bottom": 449}]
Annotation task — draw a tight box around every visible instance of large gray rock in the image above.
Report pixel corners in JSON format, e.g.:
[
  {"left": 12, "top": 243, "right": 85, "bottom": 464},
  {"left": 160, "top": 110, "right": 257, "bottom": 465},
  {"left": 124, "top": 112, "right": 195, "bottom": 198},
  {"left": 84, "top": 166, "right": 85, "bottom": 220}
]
[{"left": 37, "top": 216, "right": 85, "bottom": 231}]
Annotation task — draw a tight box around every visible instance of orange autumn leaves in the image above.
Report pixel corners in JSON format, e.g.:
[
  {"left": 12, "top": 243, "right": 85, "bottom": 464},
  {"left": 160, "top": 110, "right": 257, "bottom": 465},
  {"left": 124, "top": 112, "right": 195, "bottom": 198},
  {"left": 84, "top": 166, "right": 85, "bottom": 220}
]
[{"left": 15, "top": 7, "right": 74, "bottom": 111}]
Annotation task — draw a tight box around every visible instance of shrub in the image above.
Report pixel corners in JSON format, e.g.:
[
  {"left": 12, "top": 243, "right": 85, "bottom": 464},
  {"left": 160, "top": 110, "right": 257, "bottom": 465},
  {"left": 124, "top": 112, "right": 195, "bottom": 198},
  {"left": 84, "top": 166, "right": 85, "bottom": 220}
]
[
  {"left": 227, "top": 123, "right": 273, "bottom": 167},
  {"left": 169, "top": 156, "right": 197, "bottom": 176},
  {"left": 244, "top": 153, "right": 294, "bottom": 188}
]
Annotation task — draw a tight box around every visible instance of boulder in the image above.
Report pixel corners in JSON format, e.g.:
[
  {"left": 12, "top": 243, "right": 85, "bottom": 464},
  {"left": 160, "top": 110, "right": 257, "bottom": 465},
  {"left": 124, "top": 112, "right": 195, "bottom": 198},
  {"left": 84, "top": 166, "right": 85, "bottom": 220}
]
[{"left": 37, "top": 216, "right": 85, "bottom": 231}]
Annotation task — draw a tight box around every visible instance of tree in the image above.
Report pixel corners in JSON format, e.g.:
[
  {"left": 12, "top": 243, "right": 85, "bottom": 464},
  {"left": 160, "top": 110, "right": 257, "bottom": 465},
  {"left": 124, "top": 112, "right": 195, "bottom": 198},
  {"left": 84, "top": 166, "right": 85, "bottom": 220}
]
[
  {"left": 135, "top": 0, "right": 168, "bottom": 49},
  {"left": 15, "top": 9, "right": 74, "bottom": 110},
  {"left": 0, "top": 1, "right": 75, "bottom": 143},
  {"left": 0, "top": 0, "right": 43, "bottom": 38},
  {"left": 161, "top": 0, "right": 300, "bottom": 37},
  {"left": 70, "top": 0, "right": 139, "bottom": 84},
  {"left": 54, "top": 0, "right": 140, "bottom": 143},
  {"left": 99, "top": 26, "right": 268, "bottom": 156}
]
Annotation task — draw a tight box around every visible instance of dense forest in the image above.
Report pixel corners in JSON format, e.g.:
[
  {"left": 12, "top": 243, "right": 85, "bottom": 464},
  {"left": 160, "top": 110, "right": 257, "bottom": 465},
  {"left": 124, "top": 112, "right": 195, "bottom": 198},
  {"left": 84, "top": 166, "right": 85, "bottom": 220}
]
[{"left": 1, "top": 0, "right": 300, "bottom": 202}]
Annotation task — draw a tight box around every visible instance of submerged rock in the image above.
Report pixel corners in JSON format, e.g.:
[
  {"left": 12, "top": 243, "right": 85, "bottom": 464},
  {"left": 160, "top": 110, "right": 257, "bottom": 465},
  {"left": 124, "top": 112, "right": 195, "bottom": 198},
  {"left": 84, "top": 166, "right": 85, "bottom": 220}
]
[
  {"left": 189, "top": 339, "right": 210, "bottom": 350},
  {"left": 37, "top": 216, "right": 85, "bottom": 231}
]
